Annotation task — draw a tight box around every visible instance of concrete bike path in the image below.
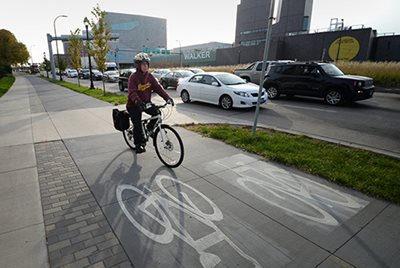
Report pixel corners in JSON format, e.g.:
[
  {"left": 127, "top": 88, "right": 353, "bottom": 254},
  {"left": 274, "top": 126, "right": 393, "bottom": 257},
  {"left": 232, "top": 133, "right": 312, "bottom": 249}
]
[{"left": 1, "top": 75, "right": 399, "bottom": 267}]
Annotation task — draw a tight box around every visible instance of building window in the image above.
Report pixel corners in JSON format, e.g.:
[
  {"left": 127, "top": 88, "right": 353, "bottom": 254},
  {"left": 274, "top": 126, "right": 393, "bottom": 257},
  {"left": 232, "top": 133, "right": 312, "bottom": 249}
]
[
  {"left": 303, "top": 16, "right": 310, "bottom": 31},
  {"left": 240, "top": 27, "right": 268, "bottom": 35},
  {"left": 239, "top": 38, "right": 265, "bottom": 46}
]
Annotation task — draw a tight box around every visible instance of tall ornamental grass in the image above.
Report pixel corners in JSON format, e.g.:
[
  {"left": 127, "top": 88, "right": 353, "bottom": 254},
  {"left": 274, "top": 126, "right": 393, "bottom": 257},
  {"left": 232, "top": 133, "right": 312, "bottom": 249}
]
[{"left": 336, "top": 61, "right": 400, "bottom": 87}]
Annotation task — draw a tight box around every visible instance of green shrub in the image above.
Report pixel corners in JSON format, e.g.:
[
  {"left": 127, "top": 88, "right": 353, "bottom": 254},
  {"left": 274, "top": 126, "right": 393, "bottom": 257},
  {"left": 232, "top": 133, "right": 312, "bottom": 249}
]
[{"left": 0, "top": 76, "right": 15, "bottom": 97}]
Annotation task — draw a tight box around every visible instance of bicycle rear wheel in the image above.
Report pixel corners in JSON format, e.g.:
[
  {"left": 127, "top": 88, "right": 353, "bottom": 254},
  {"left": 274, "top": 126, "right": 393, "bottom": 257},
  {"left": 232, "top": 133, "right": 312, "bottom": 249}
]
[
  {"left": 153, "top": 125, "right": 184, "bottom": 168},
  {"left": 123, "top": 126, "right": 135, "bottom": 150}
]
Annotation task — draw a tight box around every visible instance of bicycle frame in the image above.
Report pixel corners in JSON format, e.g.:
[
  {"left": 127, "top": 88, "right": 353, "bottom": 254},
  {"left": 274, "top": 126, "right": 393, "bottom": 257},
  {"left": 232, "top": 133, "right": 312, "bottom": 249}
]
[
  {"left": 140, "top": 103, "right": 168, "bottom": 143},
  {"left": 140, "top": 113, "right": 162, "bottom": 142}
]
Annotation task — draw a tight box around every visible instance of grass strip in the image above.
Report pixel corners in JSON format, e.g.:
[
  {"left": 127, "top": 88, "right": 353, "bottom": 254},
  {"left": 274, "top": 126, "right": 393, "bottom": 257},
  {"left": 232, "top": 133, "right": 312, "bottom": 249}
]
[
  {"left": 0, "top": 76, "right": 16, "bottom": 97},
  {"left": 186, "top": 124, "right": 400, "bottom": 203},
  {"left": 43, "top": 78, "right": 127, "bottom": 105}
]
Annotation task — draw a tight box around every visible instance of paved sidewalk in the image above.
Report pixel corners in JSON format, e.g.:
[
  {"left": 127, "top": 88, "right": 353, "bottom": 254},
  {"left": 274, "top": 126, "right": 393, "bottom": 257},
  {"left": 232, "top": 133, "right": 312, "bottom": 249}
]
[{"left": 1, "top": 74, "right": 399, "bottom": 268}]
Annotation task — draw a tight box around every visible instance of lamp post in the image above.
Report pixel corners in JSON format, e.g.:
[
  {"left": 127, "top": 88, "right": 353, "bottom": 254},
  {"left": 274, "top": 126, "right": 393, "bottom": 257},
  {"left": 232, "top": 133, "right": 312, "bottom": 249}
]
[
  {"left": 335, "top": 19, "right": 344, "bottom": 62},
  {"left": 176, "top": 40, "right": 182, "bottom": 67},
  {"left": 84, "top": 17, "right": 95, "bottom": 89},
  {"left": 29, "top": 45, "right": 35, "bottom": 66},
  {"left": 53, "top": 14, "right": 67, "bottom": 81}
]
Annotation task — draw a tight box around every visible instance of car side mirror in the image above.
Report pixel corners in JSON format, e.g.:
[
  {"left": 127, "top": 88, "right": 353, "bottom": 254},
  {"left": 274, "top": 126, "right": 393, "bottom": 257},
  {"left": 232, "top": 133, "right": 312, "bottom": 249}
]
[{"left": 211, "top": 82, "right": 219, "bottom": 87}]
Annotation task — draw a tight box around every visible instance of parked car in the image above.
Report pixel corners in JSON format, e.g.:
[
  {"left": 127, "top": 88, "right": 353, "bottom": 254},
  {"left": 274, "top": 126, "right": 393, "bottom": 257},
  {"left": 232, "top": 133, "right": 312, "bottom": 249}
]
[
  {"left": 78, "top": 69, "right": 90, "bottom": 79},
  {"left": 91, "top": 69, "right": 103, "bottom": 81},
  {"left": 66, "top": 69, "right": 78, "bottom": 78},
  {"left": 118, "top": 69, "right": 135, "bottom": 91},
  {"left": 234, "top": 60, "right": 293, "bottom": 84},
  {"left": 263, "top": 62, "right": 375, "bottom": 105},
  {"left": 152, "top": 68, "right": 171, "bottom": 80},
  {"left": 187, "top": 68, "right": 205, "bottom": 74},
  {"left": 159, "top": 70, "right": 194, "bottom": 89},
  {"left": 177, "top": 72, "right": 268, "bottom": 110},
  {"left": 104, "top": 70, "right": 119, "bottom": 82}
]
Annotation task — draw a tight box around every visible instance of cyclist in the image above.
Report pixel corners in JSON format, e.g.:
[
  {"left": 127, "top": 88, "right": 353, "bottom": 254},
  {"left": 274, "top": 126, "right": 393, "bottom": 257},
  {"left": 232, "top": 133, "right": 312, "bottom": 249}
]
[{"left": 127, "top": 52, "right": 174, "bottom": 154}]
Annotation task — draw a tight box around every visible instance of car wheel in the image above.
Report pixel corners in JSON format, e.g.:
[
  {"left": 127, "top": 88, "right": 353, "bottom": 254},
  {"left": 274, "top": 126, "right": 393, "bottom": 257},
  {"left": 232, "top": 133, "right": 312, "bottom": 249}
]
[
  {"left": 119, "top": 83, "right": 124, "bottom": 91},
  {"left": 266, "top": 85, "right": 280, "bottom": 99},
  {"left": 181, "top": 90, "right": 191, "bottom": 103},
  {"left": 325, "top": 89, "right": 343, "bottom": 105},
  {"left": 162, "top": 81, "right": 168, "bottom": 89},
  {"left": 220, "top": 95, "right": 233, "bottom": 110}
]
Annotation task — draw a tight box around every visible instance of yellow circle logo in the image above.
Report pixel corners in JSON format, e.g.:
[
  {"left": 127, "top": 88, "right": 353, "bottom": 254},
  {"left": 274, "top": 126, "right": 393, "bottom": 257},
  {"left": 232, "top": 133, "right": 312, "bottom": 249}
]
[{"left": 328, "top": 36, "right": 360, "bottom": 61}]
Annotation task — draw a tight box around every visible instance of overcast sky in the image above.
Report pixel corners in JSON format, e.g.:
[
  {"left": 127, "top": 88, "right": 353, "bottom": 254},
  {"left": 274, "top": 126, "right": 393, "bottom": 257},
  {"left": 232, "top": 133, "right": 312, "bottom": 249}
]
[{"left": 1, "top": 0, "right": 399, "bottom": 63}]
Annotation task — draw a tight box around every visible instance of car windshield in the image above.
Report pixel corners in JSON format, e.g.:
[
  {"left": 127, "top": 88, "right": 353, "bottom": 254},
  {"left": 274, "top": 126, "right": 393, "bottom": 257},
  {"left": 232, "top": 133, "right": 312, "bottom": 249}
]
[
  {"left": 179, "top": 71, "right": 194, "bottom": 77},
  {"left": 321, "top": 64, "right": 344, "bottom": 76},
  {"left": 215, "top": 73, "right": 246, "bottom": 85},
  {"left": 190, "top": 69, "right": 205, "bottom": 74}
]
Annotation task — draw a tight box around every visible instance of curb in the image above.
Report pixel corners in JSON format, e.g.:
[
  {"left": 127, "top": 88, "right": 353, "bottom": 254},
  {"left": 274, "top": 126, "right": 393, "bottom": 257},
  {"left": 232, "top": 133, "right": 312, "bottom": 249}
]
[{"left": 374, "top": 86, "right": 400, "bottom": 95}]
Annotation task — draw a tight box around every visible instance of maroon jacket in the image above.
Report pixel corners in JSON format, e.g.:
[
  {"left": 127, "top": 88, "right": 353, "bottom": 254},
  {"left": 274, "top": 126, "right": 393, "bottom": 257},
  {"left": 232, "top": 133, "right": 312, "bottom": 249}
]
[{"left": 126, "top": 71, "right": 169, "bottom": 107}]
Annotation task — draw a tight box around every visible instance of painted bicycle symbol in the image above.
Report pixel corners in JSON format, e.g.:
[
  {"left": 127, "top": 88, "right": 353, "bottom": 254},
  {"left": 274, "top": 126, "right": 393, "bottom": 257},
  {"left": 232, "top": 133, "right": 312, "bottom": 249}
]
[
  {"left": 117, "top": 176, "right": 261, "bottom": 268},
  {"left": 215, "top": 160, "right": 367, "bottom": 227}
]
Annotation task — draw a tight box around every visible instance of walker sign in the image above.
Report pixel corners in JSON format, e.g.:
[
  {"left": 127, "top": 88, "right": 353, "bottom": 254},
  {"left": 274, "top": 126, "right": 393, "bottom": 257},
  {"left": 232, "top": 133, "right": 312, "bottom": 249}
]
[
  {"left": 184, "top": 50, "right": 211, "bottom": 60},
  {"left": 151, "top": 48, "right": 216, "bottom": 66},
  {"left": 183, "top": 49, "right": 216, "bottom": 64}
]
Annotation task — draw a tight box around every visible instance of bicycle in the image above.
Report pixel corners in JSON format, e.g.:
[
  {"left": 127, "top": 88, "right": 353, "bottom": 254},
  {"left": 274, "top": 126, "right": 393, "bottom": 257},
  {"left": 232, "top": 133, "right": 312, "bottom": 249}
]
[{"left": 122, "top": 102, "right": 184, "bottom": 168}]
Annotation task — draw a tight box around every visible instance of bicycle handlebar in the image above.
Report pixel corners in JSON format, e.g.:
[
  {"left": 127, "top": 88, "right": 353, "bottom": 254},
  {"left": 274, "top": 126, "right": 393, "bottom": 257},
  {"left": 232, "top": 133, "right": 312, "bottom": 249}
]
[{"left": 155, "top": 102, "right": 170, "bottom": 109}]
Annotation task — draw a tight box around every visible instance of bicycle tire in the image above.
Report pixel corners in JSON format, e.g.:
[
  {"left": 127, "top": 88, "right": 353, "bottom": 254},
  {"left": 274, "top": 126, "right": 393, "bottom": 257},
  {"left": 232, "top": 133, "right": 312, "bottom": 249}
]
[
  {"left": 153, "top": 125, "right": 184, "bottom": 168},
  {"left": 123, "top": 126, "right": 136, "bottom": 150}
]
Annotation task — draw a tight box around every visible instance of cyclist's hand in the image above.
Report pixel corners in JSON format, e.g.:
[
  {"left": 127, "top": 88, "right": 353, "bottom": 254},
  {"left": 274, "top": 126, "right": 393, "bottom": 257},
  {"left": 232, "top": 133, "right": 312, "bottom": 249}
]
[
  {"left": 167, "top": 98, "right": 175, "bottom": 106},
  {"left": 138, "top": 102, "right": 146, "bottom": 112}
]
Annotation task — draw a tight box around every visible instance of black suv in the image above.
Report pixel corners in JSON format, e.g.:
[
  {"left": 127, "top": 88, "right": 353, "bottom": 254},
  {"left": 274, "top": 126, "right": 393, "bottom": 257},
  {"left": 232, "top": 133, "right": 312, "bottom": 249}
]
[
  {"left": 118, "top": 69, "right": 135, "bottom": 91},
  {"left": 263, "top": 62, "right": 374, "bottom": 105},
  {"left": 78, "top": 69, "right": 90, "bottom": 79}
]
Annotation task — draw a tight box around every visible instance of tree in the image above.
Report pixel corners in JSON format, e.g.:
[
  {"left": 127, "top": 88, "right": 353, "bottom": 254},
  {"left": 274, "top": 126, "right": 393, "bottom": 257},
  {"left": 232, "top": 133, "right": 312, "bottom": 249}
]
[
  {"left": 58, "top": 58, "right": 67, "bottom": 77},
  {"left": 42, "top": 56, "right": 51, "bottom": 78},
  {"left": 68, "top": 28, "right": 83, "bottom": 86},
  {"left": 85, "top": 4, "right": 111, "bottom": 95},
  {"left": 0, "top": 29, "right": 29, "bottom": 76}
]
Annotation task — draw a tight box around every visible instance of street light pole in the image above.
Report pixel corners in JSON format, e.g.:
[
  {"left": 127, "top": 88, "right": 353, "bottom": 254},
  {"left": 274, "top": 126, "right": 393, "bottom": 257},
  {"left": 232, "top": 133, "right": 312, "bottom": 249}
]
[
  {"left": 84, "top": 18, "right": 95, "bottom": 89},
  {"left": 336, "top": 19, "right": 344, "bottom": 62},
  {"left": 176, "top": 40, "right": 182, "bottom": 67},
  {"left": 53, "top": 15, "right": 67, "bottom": 81}
]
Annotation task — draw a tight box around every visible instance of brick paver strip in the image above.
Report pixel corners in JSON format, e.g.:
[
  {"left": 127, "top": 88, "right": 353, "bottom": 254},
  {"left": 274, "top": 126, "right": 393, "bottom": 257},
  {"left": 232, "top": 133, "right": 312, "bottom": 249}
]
[{"left": 35, "top": 141, "right": 132, "bottom": 268}]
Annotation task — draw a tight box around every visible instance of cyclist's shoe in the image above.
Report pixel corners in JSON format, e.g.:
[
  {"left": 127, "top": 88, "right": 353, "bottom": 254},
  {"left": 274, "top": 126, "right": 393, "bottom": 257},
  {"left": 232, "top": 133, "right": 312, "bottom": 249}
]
[{"left": 135, "top": 144, "right": 146, "bottom": 154}]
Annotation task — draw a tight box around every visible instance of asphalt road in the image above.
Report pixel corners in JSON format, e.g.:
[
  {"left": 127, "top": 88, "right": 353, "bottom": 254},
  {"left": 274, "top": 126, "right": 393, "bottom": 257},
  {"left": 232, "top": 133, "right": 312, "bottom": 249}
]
[{"left": 63, "top": 76, "right": 400, "bottom": 157}]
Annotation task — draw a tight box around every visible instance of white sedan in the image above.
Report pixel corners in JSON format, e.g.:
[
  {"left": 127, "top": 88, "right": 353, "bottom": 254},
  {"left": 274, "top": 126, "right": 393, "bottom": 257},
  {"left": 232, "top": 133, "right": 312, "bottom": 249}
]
[
  {"left": 177, "top": 72, "right": 268, "bottom": 109},
  {"left": 104, "top": 70, "right": 119, "bottom": 82}
]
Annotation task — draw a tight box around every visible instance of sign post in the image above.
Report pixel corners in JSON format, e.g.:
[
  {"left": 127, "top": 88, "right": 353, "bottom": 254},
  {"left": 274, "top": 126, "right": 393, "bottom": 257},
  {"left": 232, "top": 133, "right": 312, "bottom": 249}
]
[{"left": 252, "top": 0, "right": 277, "bottom": 135}]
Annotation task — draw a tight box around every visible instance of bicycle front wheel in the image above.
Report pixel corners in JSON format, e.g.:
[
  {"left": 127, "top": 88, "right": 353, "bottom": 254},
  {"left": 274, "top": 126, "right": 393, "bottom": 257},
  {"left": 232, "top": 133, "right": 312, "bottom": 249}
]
[{"left": 153, "top": 125, "right": 184, "bottom": 168}]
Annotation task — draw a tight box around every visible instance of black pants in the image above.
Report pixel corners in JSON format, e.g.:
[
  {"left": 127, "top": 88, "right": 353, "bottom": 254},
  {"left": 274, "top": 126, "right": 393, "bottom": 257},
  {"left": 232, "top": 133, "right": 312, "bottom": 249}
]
[{"left": 127, "top": 105, "right": 160, "bottom": 146}]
